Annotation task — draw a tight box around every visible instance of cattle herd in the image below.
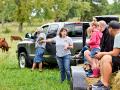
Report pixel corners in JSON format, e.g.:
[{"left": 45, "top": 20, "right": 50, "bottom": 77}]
[{"left": 0, "top": 35, "right": 22, "bottom": 52}]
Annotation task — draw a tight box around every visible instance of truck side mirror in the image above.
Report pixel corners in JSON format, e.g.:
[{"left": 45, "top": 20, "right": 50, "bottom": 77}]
[{"left": 25, "top": 33, "right": 32, "bottom": 38}]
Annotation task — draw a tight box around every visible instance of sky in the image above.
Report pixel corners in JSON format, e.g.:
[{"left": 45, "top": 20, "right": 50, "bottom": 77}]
[{"left": 107, "top": 0, "right": 114, "bottom": 4}]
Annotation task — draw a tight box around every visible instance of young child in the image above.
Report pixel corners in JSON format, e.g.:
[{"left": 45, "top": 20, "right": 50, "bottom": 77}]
[
  {"left": 85, "top": 21, "right": 103, "bottom": 78},
  {"left": 74, "top": 27, "right": 93, "bottom": 63},
  {"left": 87, "top": 26, "right": 93, "bottom": 38},
  {"left": 31, "top": 28, "right": 46, "bottom": 72}
]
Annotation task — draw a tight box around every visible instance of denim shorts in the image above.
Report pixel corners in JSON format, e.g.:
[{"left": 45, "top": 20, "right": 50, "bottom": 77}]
[
  {"left": 90, "top": 48, "right": 100, "bottom": 58},
  {"left": 34, "top": 47, "right": 45, "bottom": 63}
]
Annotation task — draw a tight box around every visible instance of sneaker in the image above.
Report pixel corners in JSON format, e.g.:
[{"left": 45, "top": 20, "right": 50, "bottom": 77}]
[
  {"left": 92, "top": 85, "right": 111, "bottom": 90},
  {"left": 39, "top": 69, "right": 42, "bottom": 72},
  {"left": 86, "top": 69, "right": 93, "bottom": 77},
  {"left": 31, "top": 69, "right": 34, "bottom": 72},
  {"left": 93, "top": 80, "right": 103, "bottom": 86},
  {"left": 60, "top": 80, "right": 65, "bottom": 83},
  {"left": 102, "top": 86, "right": 111, "bottom": 90},
  {"left": 84, "top": 64, "right": 91, "bottom": 71},
  {"left": 91, "top": 81, "right": 111, "bottom": 90}
]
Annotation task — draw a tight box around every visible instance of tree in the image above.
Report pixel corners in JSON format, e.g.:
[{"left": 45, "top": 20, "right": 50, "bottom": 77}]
[
  {"left": 0, "top": 0, "right": 111, "bottom": 30},
  {"left": 33, "top": 0, "right": 72, "bottom": 22},
  {"left": 0, "top": 0, "right": 6, "bottom": 26},
  {"left": 33, "top": 0, "right": 54, "bottom": 21},
  {"left": 15, "top": 0, "right": 32, "bottom": 32},
  {"left": 67, "top": 1, "right": 91, "bottom": 21},
  {"left": 108, "top": 0, "right": 120, "bottom": 14},
  {"left": 53, "top": 0, "right": 72, "bottom": 21},
  {"left": 89, "top": 0, "right": 108, "bottom": 17},
  {"left": 0, "top": 0, "right": 16, "bottom": 26}
]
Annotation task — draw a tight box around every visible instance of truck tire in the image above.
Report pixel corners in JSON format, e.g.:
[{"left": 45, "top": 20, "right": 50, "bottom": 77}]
[{"left": 18, "top": 52, "right": 32, "bottom": 68}]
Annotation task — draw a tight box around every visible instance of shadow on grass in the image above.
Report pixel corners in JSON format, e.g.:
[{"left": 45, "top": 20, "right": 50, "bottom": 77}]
[
  {"left": 5, "top": 67, "right": 19, "bottom": 70},
  {"left": 43, "top": 63, "right": 58, "bottom": 69}
]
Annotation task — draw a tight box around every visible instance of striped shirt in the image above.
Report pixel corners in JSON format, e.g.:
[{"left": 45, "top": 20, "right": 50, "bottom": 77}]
[{"left": 35, "top": 33, "right": 46, "bottom": 49}]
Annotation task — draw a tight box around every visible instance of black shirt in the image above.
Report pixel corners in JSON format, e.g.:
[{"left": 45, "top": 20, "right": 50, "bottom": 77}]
[{"left": 100, "top": 28, "right": 114, "bottom": 52}]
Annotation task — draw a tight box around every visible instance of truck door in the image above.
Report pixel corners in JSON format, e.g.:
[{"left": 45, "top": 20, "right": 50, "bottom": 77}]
[{"left": 46, "top": 24, "right": 59, "bottom": 57}]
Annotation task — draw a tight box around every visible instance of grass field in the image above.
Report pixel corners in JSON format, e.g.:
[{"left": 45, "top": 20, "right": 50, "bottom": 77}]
[{"left": 0, "top": 23, "right": 69, "bottom": 90}]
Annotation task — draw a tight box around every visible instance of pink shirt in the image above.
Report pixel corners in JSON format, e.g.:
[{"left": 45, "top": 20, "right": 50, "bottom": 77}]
[{"left": 88, "top": 30, "right": 103, "bottom": 49}]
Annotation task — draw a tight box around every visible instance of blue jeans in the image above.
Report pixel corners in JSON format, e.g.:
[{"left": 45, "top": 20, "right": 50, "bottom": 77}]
[
  {"left": 80, "top": 45, "right": 89, "bottom": 53},
  {"left": 90, "top": 48, "right": 100, "bottom": 58},
  {"left": 56, "top": 55, "right": 71, "bottom": 82},
  {"left": 80, "top": 46, "right": 89, "bottom": 64},
  {"left": 83, "top": 57, "right": 88, "bottom": 64}
]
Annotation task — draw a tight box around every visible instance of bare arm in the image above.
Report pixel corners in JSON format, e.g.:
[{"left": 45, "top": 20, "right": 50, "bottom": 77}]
[
  {"left": 95, "top": 48, "right": 120, "bottom": 59},
  {"left": 41, "top": 38, "right": 54, "bottom": 43},
  {"left": 44, "top": 39, "right": 53, "bottom": 43},
  {"left": 101, "top": 48, "right": 120, "bottom": 56}
]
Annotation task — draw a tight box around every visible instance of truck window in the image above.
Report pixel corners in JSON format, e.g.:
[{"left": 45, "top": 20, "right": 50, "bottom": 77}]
[
  {"left": 64, "top": 23, "right": 83, "bottom": 37},
  {"left": 48, "top": 24, "right": 59, "bottom": 34},
  {"left": 47, "top": 24, "right": 59, "bottom": 38},
  {"left": 42, "top": 25, "right": 49, "bottom": 34}
]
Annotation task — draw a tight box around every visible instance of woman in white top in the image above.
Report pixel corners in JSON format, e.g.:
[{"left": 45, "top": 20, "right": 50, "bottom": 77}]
[{"left": 41, "top": 28, "right": 73, "bottom": 83}]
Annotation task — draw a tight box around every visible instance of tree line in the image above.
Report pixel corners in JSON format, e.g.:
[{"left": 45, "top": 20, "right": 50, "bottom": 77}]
[{"left": 0, "top": 0, "right": 120, "bottom": 32}]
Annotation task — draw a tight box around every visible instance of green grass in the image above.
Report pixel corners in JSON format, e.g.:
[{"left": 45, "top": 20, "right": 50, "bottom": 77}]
[{"left": 0, "top": 23, "right": 69, "bottom": 90}]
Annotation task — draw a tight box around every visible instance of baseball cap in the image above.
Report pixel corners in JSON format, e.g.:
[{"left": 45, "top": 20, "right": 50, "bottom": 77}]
[{"left": 108, "top": 21, "right": 120, "bottom": 29}]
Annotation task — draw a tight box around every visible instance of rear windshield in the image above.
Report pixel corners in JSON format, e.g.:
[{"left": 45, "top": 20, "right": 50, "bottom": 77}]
[{"left": 64, "top": 23, "right": 83, "bottom": 37}]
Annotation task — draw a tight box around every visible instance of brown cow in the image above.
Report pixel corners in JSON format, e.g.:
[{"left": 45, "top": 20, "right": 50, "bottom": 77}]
[
  {"left": 0, "top": 38, "right": 5, "bottom": 52},
  {"left": 0, "top": 38, "right": 10, "bottom": 52},
  {"left": 11, "top": 35, "right": 22, "bottom": 42}
]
